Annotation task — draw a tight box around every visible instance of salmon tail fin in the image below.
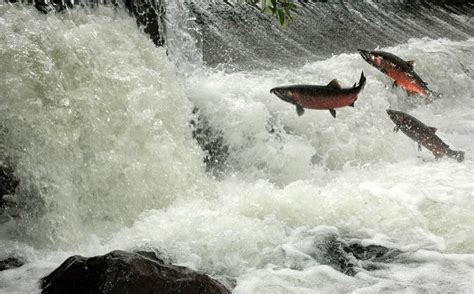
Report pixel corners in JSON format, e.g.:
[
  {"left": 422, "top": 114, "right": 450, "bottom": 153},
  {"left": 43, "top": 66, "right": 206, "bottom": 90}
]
[
  {"left": 358, "top": 71, "right": 366, "bottom": 90},
  {"left": 448, "top": 150, "right": 465, "bottom": 163}
]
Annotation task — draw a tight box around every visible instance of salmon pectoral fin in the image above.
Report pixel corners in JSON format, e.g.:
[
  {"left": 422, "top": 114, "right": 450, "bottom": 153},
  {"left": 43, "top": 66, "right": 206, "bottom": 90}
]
[
  {"left": 349, "top": 102, "right": 355, "bottom": 107},
  {"left": 296, "top": 105, "right": 305, "bottom": 116},
  {"left": 329, "top": 109, "right": 336, "bottom": 118},
  {"left": 392, "top": 81, "right": 398, "bottom": 88}
]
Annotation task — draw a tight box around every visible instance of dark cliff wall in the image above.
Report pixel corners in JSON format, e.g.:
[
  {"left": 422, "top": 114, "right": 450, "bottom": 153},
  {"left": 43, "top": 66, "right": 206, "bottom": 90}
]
[{"left": 124, "top": 0, "right": 166, "bottom": 46}]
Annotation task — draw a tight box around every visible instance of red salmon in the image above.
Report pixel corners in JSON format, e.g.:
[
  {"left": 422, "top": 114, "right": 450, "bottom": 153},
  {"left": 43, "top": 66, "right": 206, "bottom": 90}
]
[{"left": 270, "top": 72, "right": 366, "bottom": 118}]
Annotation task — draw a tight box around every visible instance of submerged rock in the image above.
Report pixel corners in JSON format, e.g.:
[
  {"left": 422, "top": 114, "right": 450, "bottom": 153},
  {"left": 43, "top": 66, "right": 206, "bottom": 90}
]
[
  {"left": 317, "top": 239, "right": 402, "bottom": 275},
  {"left": 190, "top": 107, "right": 229, "bottom": 178},
  {"left": 280, "top": 227, "right": 402, "bottom": 276},
  {"left": 315, "top": 238, "right": 402, "bottom": 275},
  {"left": 343, "top": 243, "right": 401, "bottom": 262},
  {"left": 0, "top": 256, "right": 25, "bottom": 271},
  {"left": 0, "top": 162, "right": 20, "bottom": 223},
  {"left": 40, "top": 250, "right": 231, "bottom": 294},
  {"left": 0, "top": 164, "right": 19, "bottom": 203}
]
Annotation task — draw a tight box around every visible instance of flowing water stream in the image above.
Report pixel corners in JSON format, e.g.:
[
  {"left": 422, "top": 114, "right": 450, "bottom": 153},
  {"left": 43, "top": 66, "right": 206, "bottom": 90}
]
[{"left": 0, "top": 1, "right": 473, "bottom": 293}]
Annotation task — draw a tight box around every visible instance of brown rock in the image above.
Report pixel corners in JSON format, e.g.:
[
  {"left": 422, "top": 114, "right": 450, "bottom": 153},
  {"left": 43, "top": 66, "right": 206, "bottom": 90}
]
[{"left": 40, "top": 250, "right": 230, "bottom": 294}]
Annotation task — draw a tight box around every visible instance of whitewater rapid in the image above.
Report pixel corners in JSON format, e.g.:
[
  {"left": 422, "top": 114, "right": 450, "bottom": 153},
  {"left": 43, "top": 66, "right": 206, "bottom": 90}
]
[{"left": 0, "top": 4, "right": 473, "bottom": 294}]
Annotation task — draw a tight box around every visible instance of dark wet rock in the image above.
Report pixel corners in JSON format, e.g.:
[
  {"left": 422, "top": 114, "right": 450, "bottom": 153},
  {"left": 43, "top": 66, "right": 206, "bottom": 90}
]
[
  {"left": 315, "top": 238, "right": 402, "bottom": 276},
  {"left": 190, "top": 107, "right": 229, "bottom": 178},
  {"left": 0, "top": 256, "right": 25, "bottom": 271},
  {"left": 280, "top": 228, "right": 403, "bottom": 276},
  {"left": 124, "top": 0, "right": 166, "bottom": 47},
  {"left": 0, "top": 164, "right": 19, "bottom": 203},
  {"left": 308, "top": 234, "right": 358, "bottom": 276},
  {"left": 343, "top": 243, "right": 402, "bottom": 262},
  {"left": 0, "top": 163, "right": 20, "bottom": 223},
  {"left": 322, "top": 239, "right": 402, "bottom": 275},
  {"left": 6, "top": 0, "right": 74, "bottom": 14},
  {"left": 280, "top": 229, "right": 358, "bottom": 275},
  {"left": 40, "top": 250, "right": 231, "bottom": 294},
  {"left": 34, "top": 0, "right": 73, "bottom": 14}
]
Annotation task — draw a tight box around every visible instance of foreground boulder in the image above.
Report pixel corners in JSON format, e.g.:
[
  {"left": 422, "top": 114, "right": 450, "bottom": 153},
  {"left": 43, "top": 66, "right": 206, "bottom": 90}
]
[{"left": 40, "top": 250, "right": 230, "bottom": 294}]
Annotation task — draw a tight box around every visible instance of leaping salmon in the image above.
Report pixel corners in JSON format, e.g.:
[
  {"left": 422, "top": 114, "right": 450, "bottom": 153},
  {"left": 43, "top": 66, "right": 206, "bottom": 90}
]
[
  {"left": 386, "top": 109, "right": 464, "bottom": 162},
  {"left": 358, "top": 49, "right": 437, "bottom": 102},
  {"left": 270, "top": 72, "right": 366, "bottom": 118}
]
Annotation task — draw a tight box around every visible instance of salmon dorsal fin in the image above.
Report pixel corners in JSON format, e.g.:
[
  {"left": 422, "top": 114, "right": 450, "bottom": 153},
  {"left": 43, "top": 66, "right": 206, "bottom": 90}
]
[
  {"left": 407, "top": 60, "right": 416, "bottom": 68},
  {"left": 429, "top": 127, "right": 437, "bottom": 133},
  {"left": 327, "top": 79, "right": 342, "bottom": 90}
]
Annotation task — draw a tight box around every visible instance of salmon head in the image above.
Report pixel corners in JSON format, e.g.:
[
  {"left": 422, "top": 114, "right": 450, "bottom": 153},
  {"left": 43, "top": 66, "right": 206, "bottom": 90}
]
[
  {"left": 386, "top": 109, "right": 407, "bottom": 126},
  {"left": 358, "top": 49, "right": 383, "bottom": 67},
  {"left": 270, "top": 87, "right": 297, "bottom": 105}
]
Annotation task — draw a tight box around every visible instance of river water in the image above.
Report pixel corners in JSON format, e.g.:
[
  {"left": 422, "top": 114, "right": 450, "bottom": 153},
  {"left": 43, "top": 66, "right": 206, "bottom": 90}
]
[{"left": 0, "top": 1, "right": 473, "bottom": 293}]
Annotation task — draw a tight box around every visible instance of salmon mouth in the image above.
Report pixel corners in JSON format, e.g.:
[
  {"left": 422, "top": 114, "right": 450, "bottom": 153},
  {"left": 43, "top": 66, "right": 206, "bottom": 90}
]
[
  {"left": 270, "top": 88, "right": 293, "bottom": 103},
  {"left": 386, "top": 109, "right": 397, "bottom": 122},
  {"left": 358, "top": 49, "right": 373, "bottom": 64},
  {"left": 357, "top": 49, "right": 370, "bottom": 61}
]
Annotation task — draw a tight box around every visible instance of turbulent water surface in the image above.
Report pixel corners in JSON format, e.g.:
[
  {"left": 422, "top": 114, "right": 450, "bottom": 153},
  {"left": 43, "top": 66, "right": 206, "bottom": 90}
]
[{"left": 0, "top": 1, "right": 473, "bottom": 293}]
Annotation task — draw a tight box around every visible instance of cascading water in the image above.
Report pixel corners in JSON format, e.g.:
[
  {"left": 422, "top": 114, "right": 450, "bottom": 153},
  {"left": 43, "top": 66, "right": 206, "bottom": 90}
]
[
  {"left": 166, "top": 0, "right": 474, "bottom": 70},
  {"left": 0, "top": 1, "right": 473, "bottom": 293},
  {"left": 0, "top": 4, "right": 211, "bottom": 243}
]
